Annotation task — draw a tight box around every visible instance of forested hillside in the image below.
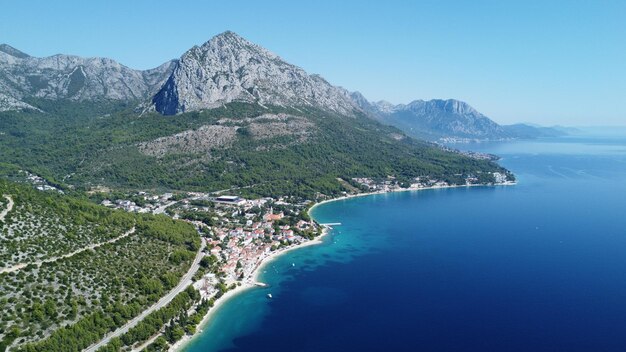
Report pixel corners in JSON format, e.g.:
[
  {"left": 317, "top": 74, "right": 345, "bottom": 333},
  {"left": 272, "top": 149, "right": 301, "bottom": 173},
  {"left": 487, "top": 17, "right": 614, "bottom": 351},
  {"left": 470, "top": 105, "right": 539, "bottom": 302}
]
[
  {"left": 0, "top": 179, "right": 200, "bottom": 351},
  {"left": 0, "top": 100, "right": 513, "bottom": 198}
]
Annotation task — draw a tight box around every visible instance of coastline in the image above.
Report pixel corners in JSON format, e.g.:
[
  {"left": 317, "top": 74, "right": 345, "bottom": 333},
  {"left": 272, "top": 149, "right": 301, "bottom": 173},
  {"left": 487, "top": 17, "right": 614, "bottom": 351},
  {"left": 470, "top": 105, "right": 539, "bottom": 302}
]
[
  {"left": 308, "top": 181, "right": 516, "bottom": 214},
  {"left": 172, "top": 181, "right": 514, "bottom": 351},
  {"left": 171, "top": 227, "right": 330, "bottom": 351},
  {"left": 168, "top": 281, "right": 253, "bottom": 352}
]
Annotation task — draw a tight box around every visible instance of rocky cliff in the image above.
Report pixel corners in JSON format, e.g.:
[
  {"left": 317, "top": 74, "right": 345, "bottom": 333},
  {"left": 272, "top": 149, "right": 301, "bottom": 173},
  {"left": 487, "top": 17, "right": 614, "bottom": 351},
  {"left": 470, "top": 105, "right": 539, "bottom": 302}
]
[{"left": 152, "top": 31, "right": 359, "bottom": 116}]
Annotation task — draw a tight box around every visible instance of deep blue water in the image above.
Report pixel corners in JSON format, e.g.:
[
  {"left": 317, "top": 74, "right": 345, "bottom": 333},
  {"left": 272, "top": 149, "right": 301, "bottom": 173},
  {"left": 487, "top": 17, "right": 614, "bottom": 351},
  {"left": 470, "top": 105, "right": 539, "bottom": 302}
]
[{"left": 185, "top": 134, "right": 626, "bottom": 352}]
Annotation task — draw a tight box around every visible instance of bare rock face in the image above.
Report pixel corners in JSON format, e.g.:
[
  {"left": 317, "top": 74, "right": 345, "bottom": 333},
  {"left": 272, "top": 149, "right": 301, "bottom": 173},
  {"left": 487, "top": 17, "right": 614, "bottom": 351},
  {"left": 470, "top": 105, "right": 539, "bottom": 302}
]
[
  {"left": 0, "top": 33, "right": 359, "bottom": 116},
  {"left": 137, "top": 125, "right": 239, "bottom": 157},
  {"left": 152, "top": 31, "right": 359, "bottom": 116},
  {"left": 0, "top": 92, "right": 40, "bottom": 112},
  {"left": 137, "top": 113, "right": 315, "bottom": 157},
  {"left": 245, "top": 113, "right": 314, "bottom": 141},
  {"left": 0, "top": 44, "right": 175, "bottom": 111}
]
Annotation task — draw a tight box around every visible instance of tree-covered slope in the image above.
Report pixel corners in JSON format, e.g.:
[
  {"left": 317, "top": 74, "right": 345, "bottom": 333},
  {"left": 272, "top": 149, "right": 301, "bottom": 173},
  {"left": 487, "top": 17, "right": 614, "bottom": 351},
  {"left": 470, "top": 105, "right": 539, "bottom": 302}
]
[
  {"left": 0, "top": 179, "right": 200, "bottom": 351},
  {"left": 0, "top": 100, "right": 513, "bottom": 198}
]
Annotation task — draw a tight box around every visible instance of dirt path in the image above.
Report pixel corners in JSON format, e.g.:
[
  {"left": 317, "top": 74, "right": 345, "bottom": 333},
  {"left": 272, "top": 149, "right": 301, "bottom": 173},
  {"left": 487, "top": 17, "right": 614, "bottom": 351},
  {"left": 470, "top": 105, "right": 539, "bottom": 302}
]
[
  {"left": 0, "top": 195, "right": 14, "bottom": 222},
  {"left": 0, "top": 226, "right": 136, "bottom": 274}
]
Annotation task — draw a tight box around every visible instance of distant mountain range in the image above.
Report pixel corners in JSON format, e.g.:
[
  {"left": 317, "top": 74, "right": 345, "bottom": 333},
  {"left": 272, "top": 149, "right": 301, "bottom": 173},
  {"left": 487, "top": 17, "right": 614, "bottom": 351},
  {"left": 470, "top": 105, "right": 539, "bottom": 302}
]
[
  {"left": 352, "top": 94, "right": 567, "bottom": 141},
  {"left": 353, "top": 96, "right": 506, "bottom": 140},
  {"left": 0, "top": 32, "right": 359, "bottom": 117},
  {"left": 0, "top": 32, "right": 565, "bottom": 142}
]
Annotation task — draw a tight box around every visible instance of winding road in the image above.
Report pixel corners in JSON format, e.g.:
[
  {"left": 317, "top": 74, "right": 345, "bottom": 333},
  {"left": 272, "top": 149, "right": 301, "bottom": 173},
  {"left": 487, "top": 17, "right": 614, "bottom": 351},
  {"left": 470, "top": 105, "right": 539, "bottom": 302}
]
[{"left": 83, "top": 239, "right": 206, "bottom": 352}]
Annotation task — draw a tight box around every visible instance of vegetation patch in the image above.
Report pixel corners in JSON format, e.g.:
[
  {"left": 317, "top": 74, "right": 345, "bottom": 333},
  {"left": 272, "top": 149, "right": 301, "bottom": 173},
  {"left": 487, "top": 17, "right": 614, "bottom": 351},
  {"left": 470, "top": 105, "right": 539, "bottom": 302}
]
[
  {"left": 0, "top": 101, "right": 513, "bottom": 198},
  {"left": 0, "top": 181, "right": 200, "bottom": 351}
]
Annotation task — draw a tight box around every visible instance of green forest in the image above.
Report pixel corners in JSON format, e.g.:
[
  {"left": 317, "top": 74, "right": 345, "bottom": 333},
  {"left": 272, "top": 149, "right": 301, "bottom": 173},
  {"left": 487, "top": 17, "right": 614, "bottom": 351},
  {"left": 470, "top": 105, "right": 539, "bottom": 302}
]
[
  {"left": 0, "top": 180, "right": 200, "bottom": 351},
  {"left": 0, "top": 99, "right": 513, "bottom": 198}
]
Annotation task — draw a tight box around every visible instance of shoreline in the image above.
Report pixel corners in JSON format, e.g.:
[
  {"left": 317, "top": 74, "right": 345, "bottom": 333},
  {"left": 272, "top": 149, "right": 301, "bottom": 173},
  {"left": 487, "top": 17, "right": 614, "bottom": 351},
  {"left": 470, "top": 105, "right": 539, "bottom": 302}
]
[
  {"left": 172, "top": 181, "right": 514, "bottom": 351},
  {"left": 171, "top": 227, "right": 330, "bottom": 351},
  {"left": 308, "top": 181, "right": 516, "bottom": 213},
  {"left": 168, "top": 281, "right": 253, "bottom": 351}
]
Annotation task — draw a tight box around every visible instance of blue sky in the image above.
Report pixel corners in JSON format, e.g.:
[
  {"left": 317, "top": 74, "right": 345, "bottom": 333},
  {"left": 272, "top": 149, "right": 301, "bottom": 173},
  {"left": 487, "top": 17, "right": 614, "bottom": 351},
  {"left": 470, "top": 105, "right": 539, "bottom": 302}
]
[{"left": 1, "top": 0, "right": 625, "bottom": 126}]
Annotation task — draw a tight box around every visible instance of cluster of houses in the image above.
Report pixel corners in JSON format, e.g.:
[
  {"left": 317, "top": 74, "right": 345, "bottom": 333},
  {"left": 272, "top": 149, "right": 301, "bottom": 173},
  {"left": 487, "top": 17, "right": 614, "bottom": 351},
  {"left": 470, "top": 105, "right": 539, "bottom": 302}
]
[
  {"left": 101, "top": 199, "right": 145, "bottom": 212},
  {"left": 100, "top": 192, "right": 177, "bottom": 213},
  {"left": 204, "top": 205, "right": 316, "bottom": 283},
  {"left": 352, "top": 176, "right": 449, "bottom": 192},
  {"left": 18, "top": 170, "right": 64, "bottom": 193},
  {"left": 352, "top": 172, "right": 510, "bottom": 193},
  {"left": 99, "top": 190, "right": 320, "bottom": 288}
]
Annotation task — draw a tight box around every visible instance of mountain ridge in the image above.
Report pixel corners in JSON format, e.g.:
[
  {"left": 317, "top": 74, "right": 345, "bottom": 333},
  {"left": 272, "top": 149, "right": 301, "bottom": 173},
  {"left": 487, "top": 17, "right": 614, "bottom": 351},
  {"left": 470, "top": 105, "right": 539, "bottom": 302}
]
[
  {"left": 353, "top": 96, "right": 511, "bottom": 140},
  {"left": 352, "top": 94, "right": 567, "bottom": 141},
  {"left": 0, "top": 44, "right": 30, "bottom": 59},
  {"left": 0, "top": 45, "right": 175, "bottom": 110},
  {"left": 0, "top": 32, "right": 562, "bottom": 142}
]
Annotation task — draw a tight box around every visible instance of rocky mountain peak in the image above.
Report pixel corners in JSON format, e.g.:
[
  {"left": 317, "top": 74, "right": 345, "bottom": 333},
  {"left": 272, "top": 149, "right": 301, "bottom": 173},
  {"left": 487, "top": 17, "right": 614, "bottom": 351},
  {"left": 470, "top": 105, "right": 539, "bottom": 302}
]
[
  {"left": 403, "top": 99, "right": 484, "bottom": 119},
  {"left": 410, "top": 99, "right": 480, "bottom": 115},
  {"left": 373, "top": 100, "right": 400, "bottom": 114},
  {"left": 203, "top": 30, "right": 263, "bottom": 49},
  {"left": 152, "top": 31, "right": 359, "bottom": 116}
]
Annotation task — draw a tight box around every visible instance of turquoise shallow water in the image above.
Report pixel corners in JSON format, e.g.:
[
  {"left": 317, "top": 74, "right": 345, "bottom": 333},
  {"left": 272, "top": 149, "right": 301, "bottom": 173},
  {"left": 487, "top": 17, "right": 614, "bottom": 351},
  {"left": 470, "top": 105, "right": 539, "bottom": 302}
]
[{"left": 185, "top": 134, "right": 626, "bottom": 352}]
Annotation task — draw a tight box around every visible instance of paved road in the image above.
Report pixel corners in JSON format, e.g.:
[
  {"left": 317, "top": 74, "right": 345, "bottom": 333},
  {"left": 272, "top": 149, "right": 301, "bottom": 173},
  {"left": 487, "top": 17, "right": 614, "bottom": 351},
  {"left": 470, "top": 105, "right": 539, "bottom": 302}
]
[
  {"left": 84, "top": 240, "right": 206, "bottom": 352},
  {"left": 0, "top": 226, "right": 136, "bottom": 274},
  {"left": 211, "top": 182, "right": 268, "bottom": 195},
  {"left": 153, "top": 201, "right": 177, "bottom": 215}
]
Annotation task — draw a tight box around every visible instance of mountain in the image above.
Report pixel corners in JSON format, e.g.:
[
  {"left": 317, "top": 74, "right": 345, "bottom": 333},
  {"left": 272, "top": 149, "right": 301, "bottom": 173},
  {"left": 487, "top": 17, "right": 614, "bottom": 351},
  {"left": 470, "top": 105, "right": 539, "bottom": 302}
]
[
  {"left": 0, "top": 44, "right": 175, "bottom": 111},
  {"left": 0, "top": 32, "right": 360, "bottom": 117},
  {"left": 0, "top": 33, "right": 568, "bottom": 146},
  {"left": 364, "top": 98, "right": 509, "bottom": 140},
  {"left": 0, "top": 32, "right": 514, "bottom": 197},
  {"left": 353, "top": 95, "right": 567, "bottom": 141},
  {"left": 0, "top": 44, "right": 30, "bottom": 59},
  {"left": 152, "top": 31, "right": 359, "bottom": 116}
]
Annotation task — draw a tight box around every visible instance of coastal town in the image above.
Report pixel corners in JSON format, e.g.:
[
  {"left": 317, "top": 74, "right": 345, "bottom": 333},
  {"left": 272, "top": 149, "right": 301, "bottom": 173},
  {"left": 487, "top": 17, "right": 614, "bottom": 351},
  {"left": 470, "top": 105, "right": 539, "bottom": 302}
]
[
  {"left": 5, "top": 169, "right": 513, "bottom": 292},
  {"left": 11, "top": 170, "right": 515, "bottom": 301},
  {"left": 2, "top": 4, "right": 606, "bottom": 350},
  {"left": 97, "top": 191, "right": 323, "bottom": 297},
  {"left": 93, "top": 171, "right": 513, "bottom": 302},
  {"left": 6, "top": 170, "right": 514, "bottom": 351}
]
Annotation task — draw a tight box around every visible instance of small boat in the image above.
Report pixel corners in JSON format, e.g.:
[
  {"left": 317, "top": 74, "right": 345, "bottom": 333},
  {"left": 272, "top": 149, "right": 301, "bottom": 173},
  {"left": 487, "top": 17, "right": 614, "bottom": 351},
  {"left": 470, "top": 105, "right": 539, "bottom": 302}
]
[
  {"left": 292, "top": 263, "right": 295, "bottom": 267},
  {"left": 267, "top": 293, "right": 273, "bottom": 299}
]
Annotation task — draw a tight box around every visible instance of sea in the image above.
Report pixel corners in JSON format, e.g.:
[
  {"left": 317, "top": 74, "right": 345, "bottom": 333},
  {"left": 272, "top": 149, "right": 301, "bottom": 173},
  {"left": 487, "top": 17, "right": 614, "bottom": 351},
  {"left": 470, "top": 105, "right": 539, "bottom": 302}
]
[{"left": 184, "top": 130, "right": 626, "bottom": 352}]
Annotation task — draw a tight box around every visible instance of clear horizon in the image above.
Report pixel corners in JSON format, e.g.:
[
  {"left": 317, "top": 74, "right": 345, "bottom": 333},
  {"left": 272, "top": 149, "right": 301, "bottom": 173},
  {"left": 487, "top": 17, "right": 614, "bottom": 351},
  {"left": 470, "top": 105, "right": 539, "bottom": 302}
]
[{"left": 1, "top": 0, "right": 625, "bottom": 126}]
